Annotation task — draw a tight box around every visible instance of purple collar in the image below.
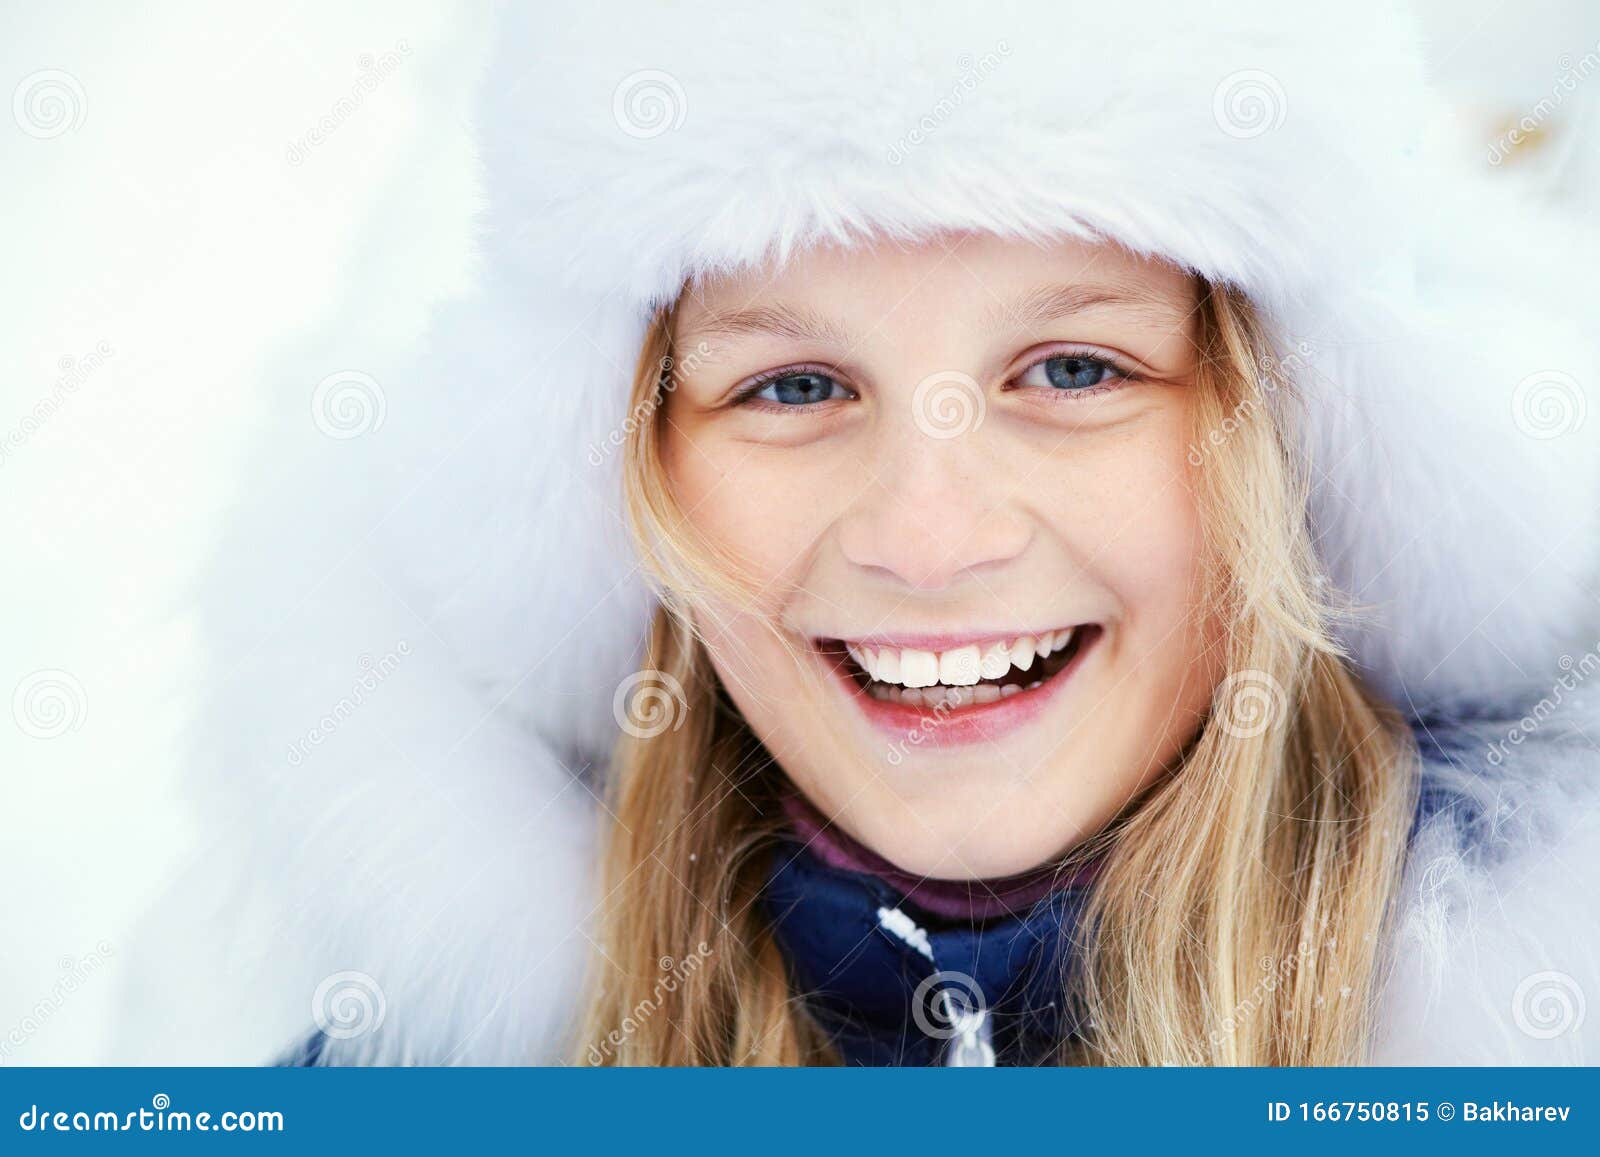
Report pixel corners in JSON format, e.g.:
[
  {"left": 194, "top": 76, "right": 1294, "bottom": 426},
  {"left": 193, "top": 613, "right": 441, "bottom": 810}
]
[{"left": 778, "top": 788, "right": 1099, "bottom": 922}]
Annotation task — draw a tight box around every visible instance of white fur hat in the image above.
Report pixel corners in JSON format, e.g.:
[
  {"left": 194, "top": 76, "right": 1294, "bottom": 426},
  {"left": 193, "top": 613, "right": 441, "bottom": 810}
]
[{"left": 117, "top": 0, "right": 1600, "bottom": 1064}]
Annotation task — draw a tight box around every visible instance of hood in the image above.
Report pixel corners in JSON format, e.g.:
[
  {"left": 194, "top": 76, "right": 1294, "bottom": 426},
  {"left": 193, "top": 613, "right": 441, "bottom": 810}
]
[
  {"left": 112, "top": 0, "right": 1600, "bottom": 1065},
  {"left": 429, "top": 0, "right": 1600, "bottom": 759}
]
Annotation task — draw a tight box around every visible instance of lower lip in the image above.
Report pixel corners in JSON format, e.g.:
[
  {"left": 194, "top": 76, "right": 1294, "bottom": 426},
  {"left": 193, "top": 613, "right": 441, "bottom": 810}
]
[{"left": 822, "top": 628, "right": 1100, "bottom": 749}]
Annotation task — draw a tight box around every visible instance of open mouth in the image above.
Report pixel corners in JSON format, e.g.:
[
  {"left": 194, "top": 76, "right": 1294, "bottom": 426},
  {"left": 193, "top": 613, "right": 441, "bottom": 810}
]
[{"left": 816, "top": 625, "right": 1100, "bottom": 718}]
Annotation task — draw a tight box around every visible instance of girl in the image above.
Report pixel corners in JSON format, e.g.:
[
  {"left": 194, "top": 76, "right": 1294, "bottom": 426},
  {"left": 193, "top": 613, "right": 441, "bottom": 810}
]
[{"left": 124, "top": 1, "right": 1600, "bottom": 1066}]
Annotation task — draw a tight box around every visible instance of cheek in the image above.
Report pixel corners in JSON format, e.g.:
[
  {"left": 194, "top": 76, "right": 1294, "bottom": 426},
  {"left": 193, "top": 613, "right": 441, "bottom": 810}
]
[
  {"left": 1109, "top": 488, "right": 1217, "bottom": 718},
  {"left": 1033, "top": 407, "right": 1218, "bottom": 698},
  {"left": 1103, "top": 473, "right": 1206, "bottom": 635},
  {"left": 662, "top": 427, "right": 838, "bottom": 591},
  {"left": 662, "top": 423, "right": 844, "bottom": 741},
  {"left": 1046, "top": 417, "right": 1205, "bottom": 606},
  {"left": 696, "top": 604, "right": 788, "bottom": 704},
  {"left": 693, "top": 597, "right": 833, "bottom": 784}
]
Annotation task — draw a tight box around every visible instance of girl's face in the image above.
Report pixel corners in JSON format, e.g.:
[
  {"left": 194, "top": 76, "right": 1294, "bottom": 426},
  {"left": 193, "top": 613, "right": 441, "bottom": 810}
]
[{"left": 661, "top": 234, "right": 1223, "bottom": 879}]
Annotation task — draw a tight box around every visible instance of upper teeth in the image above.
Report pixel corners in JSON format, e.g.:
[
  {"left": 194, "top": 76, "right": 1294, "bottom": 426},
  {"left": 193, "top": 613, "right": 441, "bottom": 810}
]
[{"left": 845, "top": 630, "right": 1076, "bottom": 688}]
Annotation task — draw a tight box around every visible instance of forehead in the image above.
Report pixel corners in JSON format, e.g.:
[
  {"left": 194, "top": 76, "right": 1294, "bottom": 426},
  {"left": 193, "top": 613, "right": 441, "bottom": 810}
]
[{"left": 674, "top": 232, "right": 1198, "bottom": 343}]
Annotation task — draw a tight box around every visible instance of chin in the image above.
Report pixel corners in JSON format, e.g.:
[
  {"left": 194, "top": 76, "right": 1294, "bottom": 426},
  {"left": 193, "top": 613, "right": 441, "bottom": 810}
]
[{"left": 833, "top": 777, "right": 1101, "bottom": 881}]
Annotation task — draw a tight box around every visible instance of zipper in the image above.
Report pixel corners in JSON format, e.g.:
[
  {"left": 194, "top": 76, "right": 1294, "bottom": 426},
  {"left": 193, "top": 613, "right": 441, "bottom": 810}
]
[
  {"left": 938, "top": 982, "right": 997, "bottom": 1067},
  {"left": 877, "top": 904, "right": 998, "bottom": 1067}
]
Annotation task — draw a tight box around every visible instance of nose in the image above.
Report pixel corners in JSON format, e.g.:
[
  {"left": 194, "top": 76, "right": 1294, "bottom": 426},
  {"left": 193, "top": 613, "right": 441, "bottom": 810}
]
[{"left": 835, "top": 423, "right": 1033, "bottom": 591}]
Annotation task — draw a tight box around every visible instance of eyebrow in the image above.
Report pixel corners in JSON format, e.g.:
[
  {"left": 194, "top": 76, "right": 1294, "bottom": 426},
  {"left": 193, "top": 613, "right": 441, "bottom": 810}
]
[
  {"left": 987, "top": 281, "right": 1191, "bottom": 332},
  {"left": 676, "top": 278, "right": 1192, "bottom": 351},
  {"left": 677, "top": 303, "right": 856, "bottom": 348}
]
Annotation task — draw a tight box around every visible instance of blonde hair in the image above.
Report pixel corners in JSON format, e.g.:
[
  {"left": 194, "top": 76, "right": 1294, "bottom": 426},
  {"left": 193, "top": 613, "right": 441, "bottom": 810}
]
[{"left": 574, "top": 280, "right": 1418, "bottom": 1066}]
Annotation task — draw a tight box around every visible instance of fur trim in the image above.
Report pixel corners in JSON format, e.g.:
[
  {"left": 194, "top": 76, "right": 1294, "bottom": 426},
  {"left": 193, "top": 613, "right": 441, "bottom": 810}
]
[
  {"left": 1376, "top": 696, "right": 1600, "bottom": 1063},
  {"left": 110, "top": 0, "right": 1600, "bottom": 1064}
]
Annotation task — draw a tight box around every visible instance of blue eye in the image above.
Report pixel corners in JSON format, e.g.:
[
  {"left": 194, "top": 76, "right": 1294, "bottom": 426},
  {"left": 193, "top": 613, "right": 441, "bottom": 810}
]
[
  {"left": 749, "top": 371, "right": 849, "bottom": 406},
  {"left": 1017, "top": 354, "right": 1121, "bottom": 393}
]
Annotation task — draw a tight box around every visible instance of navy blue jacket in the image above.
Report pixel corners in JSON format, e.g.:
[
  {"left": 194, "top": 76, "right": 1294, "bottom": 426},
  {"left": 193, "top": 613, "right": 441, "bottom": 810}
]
[{"left": 760, "top": 734, "right": 1472, "bottom": 1067}]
